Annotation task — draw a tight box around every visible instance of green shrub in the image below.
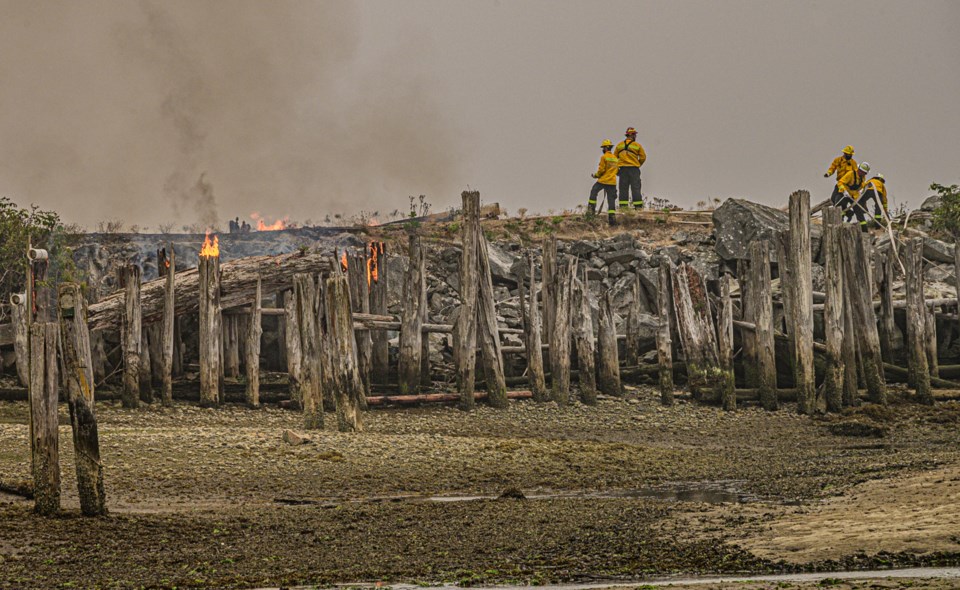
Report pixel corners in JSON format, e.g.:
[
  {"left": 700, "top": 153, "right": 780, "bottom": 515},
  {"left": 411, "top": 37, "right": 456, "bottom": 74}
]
[{"left": 931, "top": 182, "right": 960, "bottom": 237}]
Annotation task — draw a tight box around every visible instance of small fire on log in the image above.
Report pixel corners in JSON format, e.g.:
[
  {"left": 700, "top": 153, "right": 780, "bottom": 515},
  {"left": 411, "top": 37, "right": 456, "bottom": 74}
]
[
  {"left": 200, "top": 231, "right": 220, "bottom": 258},
  {"left": 367, "top": 241, "right": 385, "bottom": 285}
]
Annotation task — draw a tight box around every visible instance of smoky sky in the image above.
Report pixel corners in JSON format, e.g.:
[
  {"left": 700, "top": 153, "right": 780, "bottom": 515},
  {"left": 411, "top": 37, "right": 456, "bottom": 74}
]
[{"left": 1, "top": 0, "right": 958, "bottom": 229}]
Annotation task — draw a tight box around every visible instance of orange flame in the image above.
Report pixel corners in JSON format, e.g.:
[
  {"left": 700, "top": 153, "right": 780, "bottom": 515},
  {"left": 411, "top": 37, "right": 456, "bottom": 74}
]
[
  {"left": 340, "top": 251, "right": 348, "bottom": 272},
  {"left": 367, "top": 241, "right": 384, "bottom": 286},
  {"left": 250, "top": 212, "right": 292, "bottom": 231},
  {"left": 366, "top": 218, "right": 381, "bottom": 227},
  {"left": 200, "top": 231, "right": 220, "bottom": 258}
]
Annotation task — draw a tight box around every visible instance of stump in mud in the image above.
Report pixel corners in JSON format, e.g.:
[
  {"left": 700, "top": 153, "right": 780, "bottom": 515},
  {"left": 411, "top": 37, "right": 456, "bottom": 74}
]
[
  {"left": 324, "top": 274, "right": 364, "bottom": 432},
  {"left": 294, "top": 273, "right": 324, "bottom": 429}
]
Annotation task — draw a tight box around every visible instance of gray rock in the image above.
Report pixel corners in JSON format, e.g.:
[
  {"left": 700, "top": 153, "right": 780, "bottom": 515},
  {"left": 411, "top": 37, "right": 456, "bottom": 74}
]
[
  {"left": 282, "top": 429, "right": 310, "bottom": 446},
  {"left": 486, "top": 242, "right": 519, "bottom": 286},
  {"left": 600, "top": 248, "right": 648, "bottom": 266},
  {"left": 712, "top": 198, "right": 822, "bottom": 261},
  {"left": 922, "top": 237, "right": 955, "bottom": 264},
  {"left": 608, "top": 262, "right": 626, "bottom": 279},
  {"left": 920, "top": 194, "right": 942, "bottom": 212},
  {"left": 568, "top": 240, "right": 599, "bottom": 258},
  {"left": 925, "top": 264, "right": 954, "bottom": 284}
]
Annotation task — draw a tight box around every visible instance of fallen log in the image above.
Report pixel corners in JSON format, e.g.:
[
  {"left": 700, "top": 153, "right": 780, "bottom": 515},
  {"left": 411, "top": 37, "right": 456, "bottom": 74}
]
[
  {"left": 87, "top": 251, "right": 334, "bottom": 332},
  {"left": 365, "top": 390, "right": 532, "bottom": 406}
]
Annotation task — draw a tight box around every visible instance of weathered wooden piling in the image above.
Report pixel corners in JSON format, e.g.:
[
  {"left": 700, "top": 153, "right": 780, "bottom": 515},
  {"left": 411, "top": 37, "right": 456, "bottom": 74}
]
[
  {"left": 161, "top": 246, "right": 175, "bottom": 406},
  {"left": 542, "top": 237, "right": 558, "bottom": 350},
  {"left": 717, "top": 274, "right": 736, "bottom": 411},
  {"left": 841, "top": 268, "right": 860, "bottom": 408},
  {"left": 283, "top": 291, "right": 302, "bottom": 405},
  {"left": 877, "top": 249, "right": 902, "bottom": 363},
  {"left": 223, "top": 314, "right": 240, "bottom": 379},
  {"left": 737, "top": 258, "right": 758, "bottom": 389},
  {"left": 456, "top": 191, "right": 481, "bottom": 409},
  {"left": 58, "top": 284, "right": 106, "bottom": 516},
  {"left": 198, "top": 252, "right": 222, "bottom": 407},
  {"left": 120, "top": 264, "right": 142, "bottom": 409},
  {"left": 399, "top": 234, "right": 427, "bottom": 395},
  {"left": 29, "top": 322, "right": 60, "bottom": 516},
  {"left": 656, "top": 260, "right": 674, "bottom": 406},
  {"left": 840, "top": 225, "right": 886, "bottom": 405},
  {"left": 347, "top": 251, "right": 373, "bottom": 399},
  {"left": 625, "top": 273, "right": 642, "bottom": 366},
  {"left": 139, "top": 330, "right": 153, "bottom": 403},
  {"left": 776, "top": 231, "right": 796, "bottom": 382},
  {"left": 789, "top": 190, "right": 819, "bottom": 414},
  {"left": 924, "top": 304, "right": 939, "bottom": 378},
  {"left": 11, "top": 294, "right": 28, "bottom": 386},
  {"left": 476, "top": 229, "right": 508, "bottom": 408},
  {"left": 822, "top": 206, "right": 845, "bottom": 412},
  {"left": 905, "top": 238, "right": 933, "bottom": 404},
  {"left": 324, "top": 274, "right": 364, "bottom": 432},
  {"left": 572, "top": 269, "right": 597, "bottom": 405},
  {"left": 597, "top": 287, "right": 621, "bottom": 397},
  {"left": 549, "top": 259, "right": 574, "bottom": 405},
  {"left": 518, "top": 253, "right": 548, "bottom": 402},
  {"left": 369, "top": 243, "right": 390, "bottom": 384},
  {"left": 749, "top": 241, "right": 778, "bottom": 411},
  {"left": 245, "top": 275, "right": 262, "bottom": 408},
  {"left": 671, "top": 263, "right": 720, "bottom": 400},
  {"left": 294, "top": 274, "right": 324, "bottom": 428}
]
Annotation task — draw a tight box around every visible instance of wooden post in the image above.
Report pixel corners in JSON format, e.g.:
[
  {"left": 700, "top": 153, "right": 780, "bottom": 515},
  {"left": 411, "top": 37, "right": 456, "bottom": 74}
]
[
  {"left": 246, "top": 275, "right": 262, "bottom": 408},
  {"left": 29, "top": 322, "right": 60, "bottom": 516},
  {"left": 161, "top": 244, "right": 175, "bottom": 406},
  {"left": 58, "top": 284, "right": 107, "bottom": 516},
  {"left": 294, "top": 273, "right": 324, "bottom": 429},
  {"left": 476, "top": 229, "right": 508, "bottom": 408},
  {"left": 120, "top": 264, "right": 141, "bottom": 409},
  {"left": 572, "top": 269, "right": 597, "bottom": 405},
  {"left": 656, "top": 260, "right": 675, "bottom": 406},
  {"left": 822, "top": 206, "right": 845, "bottom": 413},
  {"left": 549, "top": 259, "right": 574, "bottom": 405},
  {"left": 954, "top": 238, "right": 960, "bottom": 332},
  {"left": 840, "top": 225, "right": 887, "bottom": 405},
  {"left": 518, "top": 253, "right": 548, "bottom": 402},
  {"left": 925, "top": 304, "right": 939, "bottom": 379},
  {"left": 198, "top": 253, "right": 222, "bottom": 407},
  {"left": 324, "top": 274, "right": 364, "bottom": 432},
  {"left": 624, "top": 273, "right": 642, "bottom": 366},
  {"left": 420, "top": 333, "right": 432, "bottom": 388},
  {"left": 347, "top": 251, "right": 373, "bottom": 400},
  {"left": 597, "top": 287, "right": 621, "bottom": 397},
  {"left": 749, "top": 241, "right": 778, "bottom": 411},
  {"left": 905, "top": 238, "right": 933, "bottom": 404},
  {"left": 139, "top": 329, "right": 153, "bottom": 403},
  {"left": 717, "top": 274, "right": 736, "bottom": 411},
  {"left": 877, "top": 250, "right": 902, "bottom": 363},
  {"left": 456, "top": 191, "right": 480, "bottom": 409},
  {"left": 542, "top": 236, "right": 558, "bottom": 351},
  {"left": 276, "top": 290, "right": 288, "bottom": 370},
  {"left": 398, "top": 234, "right": 426, "bottom": 395},
  {"left": 284, "top": 290, "right": 303, "bottom": 406},
  {"left": 841, "top": 267, "right": 860, "bottom": 408},
  {"left": 737, "top": 258, "right": 758, "bottom": 389},
  {"left": 789, "top": 190, "right": 819, "bottom": 414},
  {"left": 223, "top": 314, "right": 240, "bottom": 378},
  {"left": 369, "top": 243, "right": 390, "bottom": 384},
  {"left": 11, "top": 294, "right": 28, "bottom": 387},
  {"left": 776, "top": 231, "right": 796, "bottom": 384},
  {"left": 671, "top": 263, "right": 721, "bottom": 401}
]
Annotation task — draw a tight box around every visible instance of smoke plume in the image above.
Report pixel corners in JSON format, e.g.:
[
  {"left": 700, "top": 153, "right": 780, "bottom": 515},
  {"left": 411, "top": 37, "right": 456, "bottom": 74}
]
[{"left": 0, "top": 1, "right": 461, "bottom": 228}]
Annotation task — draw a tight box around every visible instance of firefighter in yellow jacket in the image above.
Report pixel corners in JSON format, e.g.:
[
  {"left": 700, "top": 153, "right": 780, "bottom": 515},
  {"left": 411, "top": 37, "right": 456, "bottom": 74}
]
[
  {"left": 615, "top": 127, "right": 646, "bottom": 210},
  {"left": 835, "top": 161, "right": 871, "bottom": 230},
  {"left": 588, "top": 139, "right": 619, "bottom": 225},
  {"left": 825, "top": 145, "right": 858, "bottom": 182},
  {"left": 859, "top": 174, "right": 888, "bottom": 226}
]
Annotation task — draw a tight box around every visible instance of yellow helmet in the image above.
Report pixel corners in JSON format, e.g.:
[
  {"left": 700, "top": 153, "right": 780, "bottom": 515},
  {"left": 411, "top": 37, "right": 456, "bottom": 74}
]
[
  {"left": 625, "top": 127, "right": 637, "bottom": 136},
  {"left": 600, "top": 139, "right": 613, "bottom": 147},
  {"left": 842, "top": 145, "right": 855, "bottom": 155}
]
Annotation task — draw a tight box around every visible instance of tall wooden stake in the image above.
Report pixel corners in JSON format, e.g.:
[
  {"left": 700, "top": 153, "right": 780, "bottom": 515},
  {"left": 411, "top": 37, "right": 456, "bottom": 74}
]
[
  {"left": 549, "top": 259, "right": 574, "bottom": 405},
  {"left": 347, "top": 250, "right": 373, "bottom": 400},
  {"left": 324, "top": 274, "right": 364, "bottom": 432},
  {"left": 924, "top": 305, "right": 939, "bottom": 378},
  {"left": 198, "top": 253, "right": 222, "bottom": 407},
  {"left": 840, "top": 225, "right": 887, "bottom": 405},
  {"left": 161, "top": 244, "right": 175, "bottom": 406},
  {"left": 717, "top": 273, "right": 736, "bottom": 411},
  {"left": 905, "top": 238, "right": 933, "bottom": 404},
  {"left": 597, "top": 287, "right": 621, "bottom": 396},
  {"left": 11, "top": 294, "right": 28, "bottom": 387},
  {"left": 369, "top": 243, "right": 390, "bottom": 384},
  {"left": 624, "top": 273, "right": 642, "bottom": 366},
  {"left": 749, "top": 241, "right": 778, "bottom": 411},
  {"left": 58, "top": 284, "right": 107, "bottom": 516},
  {"left": 572, "top": 269, "right": 597, "bottom": 405},
  {"left": 120, "top": 264, "right": 142, "bottom": 409},
  {"left": 283, "top": 290, "right": 303, "bottom": 406},
  {"left": 476, "top": 229, "right": 508, "bottom": 408},
  {"left": 877, "top": 249, "right": 902, "bottom": 363},
  {"left": 294, "top": 273, "right": 324, "bottom": 429},
  {"left": 246, "top": 275, "right": 262, "bottom": 408},
  {"left": 656, "top": 260, "right": 675, "bottom": 406},
  {"left": 789, "top": 190, "right": 819, "bottom": 414},
  {"left": 518, "top": 253, "right": 548, "bottom": 401},
  {"left": 822, "top": 206, "right": 845, "bottom": 413},
  {"left": 456, "top": 191, "right": 480, "bottom": 409},
  {"left": 398, "top": 234, "right": 427, "bottom": 395},
  {"left": 29, "top": 322, "right": 60, "bottom": 516}
]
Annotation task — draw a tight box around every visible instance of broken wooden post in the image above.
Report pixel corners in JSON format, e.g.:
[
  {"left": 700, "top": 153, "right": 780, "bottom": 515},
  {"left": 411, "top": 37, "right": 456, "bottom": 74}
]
[
  {"left": 657, "top": 260, "right": 675, "bottom": 406},
  {"left": 822, "top": 206, "right": 845, "bottom": 413},
  {"left": 29, "top": 322, "right": 60, "bottom": 516},
  {"left": 749, "top": 241, "right": 778, "bottom": 411},
  {"left": 476, "top": 229, "right": 508, "bottom": 408},
  {"left": 925, "top": 304, "right": 939, "bottom": 379},
  {"left": 198, "top": 248, "right": 222, "bottom": 408},
  {"left": 398, "top": 233, "right": 427, "bottom": 395},
  {"left": 420, "top": 333, "right": 432, "bottom": 388},
  {"left": 572, "top": 269, "right": 597, "bottom": 405},
  {"left": 877, "top": 249, "right": 902, "bottom": 363},
  {"left": 549, "top": 259, "right": 574, "bottom": 405},
  {"left": 58, "top": 284, "right": 106, "bottom": 517},
  {"left": 11, "top": 293, "right": 28, "bottom": 387},
  {"left": 347, "top": 250, "right": 373, "bottom": 399},
  {"left": 789, "top": 190, "right": 819, "bottom": 414},
  {"left": 840, "top": 225, "right": 887, "bottom": 405},
  {"left": 841, "top": 267, "right": 860, "bottom": 408},
  {"left": 223, "top": 314, "right": 240, "bottom": 379},
  {"left": 161, "top": 244, "right": 175, "bottom": 406},
  {"left": 717, "top": 273, "right": 736, "bottom": 411},
  {"left": 283, "top": 290, "right": 302, "bottom": 406},
  {"left": 597, "top": 287, "right": 622, "bottom": 397},
  {"left": 625, "top": 273, "right": 642, "bottom": 366},
  {"left": 518, "top": 253, "right": 548, "bottom": 402},
  {"left": 246, "top": 275, "right": 262, "bottom": 408},
  {"left": 776, "top": 231, "right": 796, "bottom": 382},
  {"left": 456, "top": 191, "right": 481, "bottom": 409},
  {"left": 737, "top": 258, "right": 758, "bottom": 389},
  {"left": 905, "top": 238, "right": 933, "bottom": 404},
  {"left": 294, "top": 273, "right": 324, "bottom": 429},
  {"left": 368, "top": 242, "right": 390, "bottom": 384},
  {"left": 324, "top": 274, "right": 364, "bottom": 432},
  {"left": 542, "top": 236, "right": 558, "bottom": 351},
  {"left": 139, "top": 329, "right": 153, "bottom": 403},
  {"left": 671, "top": 263, "right": 721, "bottom": 401},
  {"left": 120, "top": 264, "right": 142, "bottom": 409}
]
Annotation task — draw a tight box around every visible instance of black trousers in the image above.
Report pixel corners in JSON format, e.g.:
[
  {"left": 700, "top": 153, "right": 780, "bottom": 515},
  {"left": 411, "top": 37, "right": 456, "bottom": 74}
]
[
  {"left": 859, "top": 188, "right": 884, "bottom": 219},
  {"left": 618, "top": 166, "right": 642, "bottom": 208},
  {"left": 833, "top": 187, "right": 869, "bottom": 227},
  {"left": 589, "top": 182, "right": 618, "bottom": 214}
]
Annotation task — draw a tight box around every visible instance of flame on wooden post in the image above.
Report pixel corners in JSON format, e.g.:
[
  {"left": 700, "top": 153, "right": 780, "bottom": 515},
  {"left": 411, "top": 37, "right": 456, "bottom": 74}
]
[
  {"left": 200, "top": 231, "right": 220, "bottom": 258},
  {"left": 367, "top": 241, "right": 385, "bottom": 286},
  {"left": 340, "top": 251, "right": 348, "bottom": 272}
]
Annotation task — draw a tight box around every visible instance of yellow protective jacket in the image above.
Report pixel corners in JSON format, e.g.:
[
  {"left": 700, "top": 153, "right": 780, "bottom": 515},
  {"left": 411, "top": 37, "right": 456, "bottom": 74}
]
[
  {"left": 863, "top": 178, "right": 888, "bottom": 212},
  {"left": 826, "top": 155, "right": 858, "bottom": 179},
  {"left": 837, "top": 168, "right": 866, "bottom": 199},
  {"left": 593, "top": 151, "right": 619, "bottom": 185},
  {"left": 615, "top": 140, "right": 646, "bottom": 168}
]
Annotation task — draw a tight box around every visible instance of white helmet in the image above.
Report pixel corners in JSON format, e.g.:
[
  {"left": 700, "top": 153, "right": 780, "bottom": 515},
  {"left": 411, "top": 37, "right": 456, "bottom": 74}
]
[
  {"left": 858, "top": 162, "right": 871, "bottom": 173},
  {"left": 875, "top": 173, "right": 885, "bottom": 181}
]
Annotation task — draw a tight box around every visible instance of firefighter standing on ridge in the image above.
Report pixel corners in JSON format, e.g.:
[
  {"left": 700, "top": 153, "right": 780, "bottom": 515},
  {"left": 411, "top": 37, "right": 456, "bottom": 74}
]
[
  {"left": 834, "top": 161, "right": 872, "bottom": 231},
  {"left": 825, "top": 145, "right": 858, "bottom": 182},
  {"left": 859, "top": 173, "right": 888, "bottom": 226},
  {"left": 615, "top": 127, "right": 646, "bottom": 210},
  {"left": 588, "top": 139, "right": 619, "bottom": 226}
]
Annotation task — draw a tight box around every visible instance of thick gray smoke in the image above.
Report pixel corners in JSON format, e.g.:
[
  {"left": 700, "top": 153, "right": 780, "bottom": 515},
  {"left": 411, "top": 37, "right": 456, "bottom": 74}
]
[{"left": 0, "top": 1, "right": 461, "bottom": 228}]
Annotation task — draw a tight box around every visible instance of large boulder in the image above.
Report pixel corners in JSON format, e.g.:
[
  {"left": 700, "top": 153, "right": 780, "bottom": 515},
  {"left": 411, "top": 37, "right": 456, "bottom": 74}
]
[
  {"left": 923, "top": 237, "right": 955, "bottom": 264},
  {"left": 920, "top": 194, "right": 942, "bottom": 212},
  {"left": 485, "top": 242, "right": 519, "bottom": 286},
  {"left": 712, "top": 198, "right": 821, "bottom": 262}
]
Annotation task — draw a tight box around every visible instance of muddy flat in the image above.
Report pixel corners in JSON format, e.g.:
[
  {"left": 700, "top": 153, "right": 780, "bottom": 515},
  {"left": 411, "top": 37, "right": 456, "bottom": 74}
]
[{"left": 1, "top": 387, "right": 958, "bottom": 589}]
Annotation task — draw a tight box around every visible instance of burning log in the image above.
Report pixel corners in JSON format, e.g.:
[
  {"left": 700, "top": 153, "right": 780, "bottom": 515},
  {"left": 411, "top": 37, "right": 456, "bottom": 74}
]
[
  {"left": 198, "top": 234, "right": 223, "bottom": 408},
  {"left": 368, "top": 242, "right": 390, "bottom": 384},
  {"left": 346, "top": 250, "right": 372, "bottom": 402},
  {"left": 87, "top": 250, "right": 334, "bottom": 332}
]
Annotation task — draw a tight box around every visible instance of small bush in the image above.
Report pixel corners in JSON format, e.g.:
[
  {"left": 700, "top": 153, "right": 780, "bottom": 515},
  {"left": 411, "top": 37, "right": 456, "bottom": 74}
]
[{"left": 931, "top": 182, "right": 960, "bottom": 237}]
